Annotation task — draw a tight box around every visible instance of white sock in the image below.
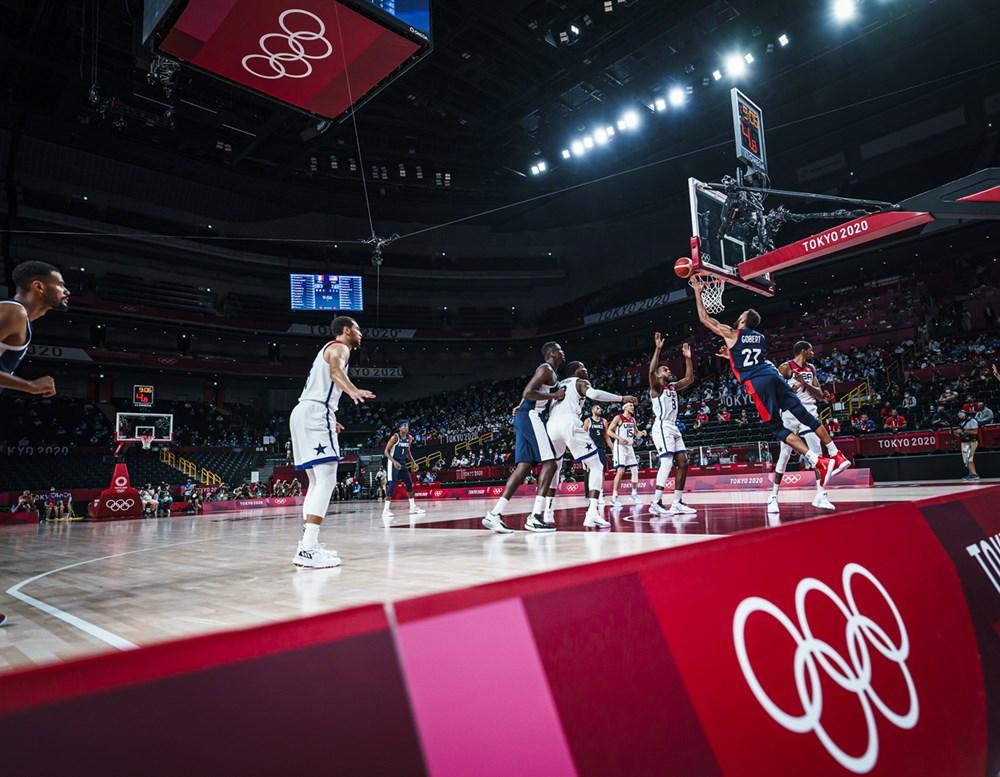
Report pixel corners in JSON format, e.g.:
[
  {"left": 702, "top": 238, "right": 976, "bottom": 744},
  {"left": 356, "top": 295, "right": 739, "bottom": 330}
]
[
  {"left": 653, "top": 487, "right": 664, "bottom": 504},
  {"left": 804, "top": 450, "right": 819, "bottom": 467},
  {"left": 826, "top": 442, "right": 839, "bottom": 457},
  {"left": 674, "top": 489, "right": 683, "bottom": 503},
  {"left": 532, "top": 495, "right": 545, "bottom": 515},
  {"left": 383, "top": 499, "right": 392, "bottom": 511},
  {"left": 409, "top": 497, "right": 417, "bottom": 508},
  {"left": 301, "top": 522, "right": 320, "bottom": 548},
  {"left": 589, "top": 497, "right": 598, "bottom": 509},
  {"left": 545, "top": 496, "right": 554, "bottom": 511},
  {"left": 771, "top": 484, "right": 780, "bottom": 496},
  {"left": 492, "top": 496, "right": 509, "bottom": 515}
]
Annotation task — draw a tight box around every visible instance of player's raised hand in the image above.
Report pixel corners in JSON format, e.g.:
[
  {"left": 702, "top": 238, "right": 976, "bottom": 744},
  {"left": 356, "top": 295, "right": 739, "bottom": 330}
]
[
  {"left": 335, "top": 422, "right": 345, "bottom": 434},
  {"left": 681, "top": 342, "right": 691, "bottom": 358},
  {"left": 689, "top": 275, "right": 704, "bottom": 293},
  {"left": 622, "top": 395, "right": 639, "bottom": 405},
  {"left": 654, "top": 331, "right": 664, "bottom": 349},
  {"left": 30, "top": 376, "right": 56, "bottom": 397},
  {"left": 716, "top": 344, "right": 730, "bottom": 359},
  {"left": 552, "top": 388, "right": 567, "bottom": 402},
  {"left": 347, "top": 387, "right": 376, "bottom": 404}
]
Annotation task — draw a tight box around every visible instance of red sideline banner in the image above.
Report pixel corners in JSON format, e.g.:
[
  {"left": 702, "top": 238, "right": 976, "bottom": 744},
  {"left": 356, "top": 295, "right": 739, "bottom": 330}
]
[
  {"left": 2, "top": 489, "right": 996, "bottom": 775},
  {"left": 403, "top": 469, "right": 873, "bottom": 499},
  {"left": 200, "top": 496, "right": 304, "bottom": 514}
]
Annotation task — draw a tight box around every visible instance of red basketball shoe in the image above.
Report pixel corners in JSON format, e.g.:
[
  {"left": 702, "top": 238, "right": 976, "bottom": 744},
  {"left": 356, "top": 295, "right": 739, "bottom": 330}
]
[
  {"left": 830, "top": 451, "right": 853, "bottom": 478},
  {"left": 815, "top": 456, "right": 835, "bottom": 488}
]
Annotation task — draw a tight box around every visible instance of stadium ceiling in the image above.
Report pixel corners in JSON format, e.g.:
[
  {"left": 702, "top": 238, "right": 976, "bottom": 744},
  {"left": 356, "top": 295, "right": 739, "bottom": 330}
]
[{"left": 0, "top": 0, "right": 998, "bottom": 230}]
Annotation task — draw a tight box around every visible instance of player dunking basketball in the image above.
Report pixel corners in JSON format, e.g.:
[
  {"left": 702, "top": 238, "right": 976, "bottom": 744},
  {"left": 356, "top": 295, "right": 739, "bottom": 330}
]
[
  {"left": 289, "top": 316, "right": 375, "bottom": 568},
  {"left": 382, "top": 421, "right": 426, "bottom": 524},
  {"left": 0, "top": 261, "right": 68, "bottom": 397},
  {"left": 648, "top": 333, "right": 697, "bottom": 515},
  {"left": 690, "top": 276, "right": 850, "bottom": 489},
  {"left": 769, "top": 341, "right": 836, "bottom": 514},
  {"left": 483, "top": 341, "right": 566, "bottom": 533},
  {"left": 607, "top": 401, "right": 646, "bottom": 505}
]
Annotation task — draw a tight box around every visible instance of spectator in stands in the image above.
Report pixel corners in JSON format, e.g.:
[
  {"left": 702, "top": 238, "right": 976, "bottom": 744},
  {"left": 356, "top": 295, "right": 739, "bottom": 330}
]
[
  {"left": 854, "top": 414, "right": 876, "bottom": 434},
  {"left": 962, "top": 395, "right": 978, "bottom": 415},
  {"left": 62, "top": 490, "right": 75, "bottom": 520},
  {"left": 32, "top": 491, "right": 45, "bottom": 516},
  {"left": 421, "top": 471, "right": 434, "bottom": 485},
  {"left": 976, "top": 402, "right": 994, "bottom": 426},
  {"left": 884, "top": 409, "right": 908, "bottom": 433},
  {"left": 157, "top": 484, "right": 173, "bottom": 517},
  {"left": 930, "top": 405, "right": 951, "bottom": 430},
  {"left": 290, "top": 479, "right": 302, "bottom": 497},
  {"left": 140, "top": 485, "right": 158, "bottom": 516},
  {"left": 43, "top": 487, "right": 61, "bottom": 521},
  {"left": 827, "top": 417, "right": 842, "bottom": 435},
  {"left": 716, "top": 409, "right": 732, "bottom": 423},
  {"left": 735, "top": 409, "right": 748, "bottom": 427},
  {"left": 374, "top": 468, "right": 387, "bottom": 500},
  {"left": 695, "top": 410, "right": 710, "bottom": 429}
]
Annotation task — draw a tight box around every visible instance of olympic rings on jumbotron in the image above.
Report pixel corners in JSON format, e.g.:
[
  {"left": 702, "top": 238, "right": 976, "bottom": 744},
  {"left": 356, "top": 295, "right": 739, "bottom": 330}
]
[
  {"left": 105, "top": 499, "right": 136, "bottom": 512},
  {"left": 241, "top": 9, "right": 334, "bottom": 81},
  {"left": 732, "top": 563, "right": 918, "bottom": 774}
]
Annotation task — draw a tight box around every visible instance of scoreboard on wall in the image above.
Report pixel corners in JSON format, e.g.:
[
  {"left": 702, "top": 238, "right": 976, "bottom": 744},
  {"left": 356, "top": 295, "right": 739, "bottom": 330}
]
[
  {"left": 731, "top": 88, "right": 767, "bottom": 176},
  {"left": 133, "top": 384, "right": 155, "bottom": 407}
]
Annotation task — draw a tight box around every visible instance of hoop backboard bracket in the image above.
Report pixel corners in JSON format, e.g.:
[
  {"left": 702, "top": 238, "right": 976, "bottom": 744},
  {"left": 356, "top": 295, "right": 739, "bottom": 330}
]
[
  {"left": 688, "top": 177, "right": 775, "bottom": 297},
  {"left": 115, "top": 412, "right": 174, "bottom": 444}
]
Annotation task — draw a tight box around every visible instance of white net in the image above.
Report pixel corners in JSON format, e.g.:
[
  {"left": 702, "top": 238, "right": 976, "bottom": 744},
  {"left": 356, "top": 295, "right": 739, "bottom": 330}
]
[
  {"left": 694, "top": 274, "right": 727, "bottom": 314},
  {"left": 139, "top": 434, "right": 154, "bottom": 450}
]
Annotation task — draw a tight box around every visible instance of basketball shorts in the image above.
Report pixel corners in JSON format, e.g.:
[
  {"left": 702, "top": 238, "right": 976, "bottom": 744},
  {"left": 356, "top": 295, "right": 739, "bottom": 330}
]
[
  {"left": 612, "top": 441, "right": 639, "bottom": 469},
  {"left": 743, "top": 372, "right": 818, "bottom": 429},
  {"left": 652, "top": 423, "right": 686, "bottom": 458},
  {"left": 386, "top": 458, "right": 414, "bottom": 494},
  {"left": 513, "top": 409, "right": 556, "bottom": 464},
  {"left": 779, "top": 407, "right": 819, "bottom": 436},
  {"left": 547, "top": 416, "right": 602, "bottom": 462},
  {"left": 289, "top": 400, "right": 342, "bottom": 470}
]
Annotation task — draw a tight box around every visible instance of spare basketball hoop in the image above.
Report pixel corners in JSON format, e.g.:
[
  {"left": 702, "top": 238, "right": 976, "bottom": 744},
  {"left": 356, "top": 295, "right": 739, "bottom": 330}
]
[
  {"left": 692, "top": 273, "right": 727, "bottom": 315},
  {"left": 139, "top": 434, "right": 154, "bottom": 451}
]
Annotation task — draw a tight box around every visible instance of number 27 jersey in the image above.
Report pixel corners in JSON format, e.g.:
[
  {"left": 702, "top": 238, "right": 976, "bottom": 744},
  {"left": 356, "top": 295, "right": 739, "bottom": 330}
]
[{"left": 728, "top": 328, "right": 778, "bottom": 381}]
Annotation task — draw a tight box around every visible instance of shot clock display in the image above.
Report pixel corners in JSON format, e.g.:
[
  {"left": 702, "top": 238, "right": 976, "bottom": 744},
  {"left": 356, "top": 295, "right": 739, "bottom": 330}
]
[
  {"left": 133, "top": 384, "right": 155, "bottom": 408},
  {"left": 731, "top": 88, "right": 767, "bottom": 176}
]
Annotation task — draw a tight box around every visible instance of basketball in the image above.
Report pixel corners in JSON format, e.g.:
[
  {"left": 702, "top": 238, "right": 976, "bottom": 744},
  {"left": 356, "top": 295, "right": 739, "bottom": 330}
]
[{"left": 674, "top": 257, "right": 693, "bottom": 278}]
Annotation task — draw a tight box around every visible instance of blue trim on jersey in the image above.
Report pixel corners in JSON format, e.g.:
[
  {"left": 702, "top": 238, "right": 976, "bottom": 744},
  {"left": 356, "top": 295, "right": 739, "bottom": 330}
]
[
  {"left": 575, "top": 448, "right": 600, "bottom": 463},
  {"left": 295, "top": 454, "right": 342, "bottom": 471},
  {"left": 323, "top": 387, "right": 341, "bottom": 459},
  {"left": 658, "top": 451, "right": 673, "bottom": 459}
]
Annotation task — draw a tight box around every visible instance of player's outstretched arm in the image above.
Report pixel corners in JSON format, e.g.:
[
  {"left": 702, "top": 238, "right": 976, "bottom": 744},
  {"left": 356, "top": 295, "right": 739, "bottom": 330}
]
[
  {"left": 648, "top": 331, "right": 664, "bottom": 395},
  {"left": 689, "top": 276, "right": 737, "bottom": 343},
  {"left": 326, "top": 342, "right": 375, "bottom": 404},
  {"left": 673, "top": 342, "right": 695, "bottom": 390}
]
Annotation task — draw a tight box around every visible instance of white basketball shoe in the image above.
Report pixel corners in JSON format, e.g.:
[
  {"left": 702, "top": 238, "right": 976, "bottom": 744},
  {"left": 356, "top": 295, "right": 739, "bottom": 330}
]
[{"left": 293, "top": 543, "right": 342, "bottom": 569}]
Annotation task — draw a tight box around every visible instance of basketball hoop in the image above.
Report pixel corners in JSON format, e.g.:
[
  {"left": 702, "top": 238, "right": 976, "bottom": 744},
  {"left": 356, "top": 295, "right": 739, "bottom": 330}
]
[
  {"left": 139, "top": 434, "right": 154, "bottom": 451},
  {"left": 692, "top": 273, "right": 727, "bottom": 315}
]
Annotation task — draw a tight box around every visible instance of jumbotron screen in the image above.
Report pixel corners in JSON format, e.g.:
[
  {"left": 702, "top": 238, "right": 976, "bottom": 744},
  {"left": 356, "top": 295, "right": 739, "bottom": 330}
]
[
  {"left": 363, "top": 0, "right": 431, "bottom": 36},
  {"left": 290, "top": 274, "right": 364, "bottom": 311}
]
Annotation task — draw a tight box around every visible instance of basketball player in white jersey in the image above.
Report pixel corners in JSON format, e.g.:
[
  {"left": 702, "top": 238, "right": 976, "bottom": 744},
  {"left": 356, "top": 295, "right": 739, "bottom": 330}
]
[
  {"left": 0, "top": 261, "right": 67, "bottom": 396},
  {"left": 483, "top": 341, "right": 566, "bottom": 533},
  {"left": 606, "top": 402, "right": 645, "bottom": 505},
  {"left": 290, "top": 316, "right": 375, "bottom": 568},
  {"left": 648, "top": 333, "right": 697, "bottom": 515},
  {"left": 545, "top": 361, "right": 638, "bottom": 528},
  {"left": 770, "top": 341, "right": 835, "bottom": 513}
]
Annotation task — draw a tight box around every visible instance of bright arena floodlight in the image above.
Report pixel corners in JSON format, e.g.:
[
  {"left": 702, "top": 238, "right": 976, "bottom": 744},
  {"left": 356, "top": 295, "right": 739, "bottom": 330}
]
[
  {"left": 537, "top": 160, "right": 547, "bottom": 172},
  {"left": 668, "top": 86, "right": 685, "bottom": 107},
  {"left": 724, "top": 54, "right": 746, "bottom": 77},
  {"left": 833, "top": 0, "right": 857, "bottom": 22},
  {"left": 571, "top": 140, "right": 585, "bottom": 156},
  {"left": 593, "top": 127, "right": 609, "bottom": 144},
  {"left": 616, "top": 118, "right": 627, "bottom": 130},
  {"left": 561, "top": 148, "right": 571, "bottom": 159},
  {"left": 712, "top": 69, "right": 723, "bottom": 81},
  {"left": 743, "top": 52, "right": 754, "bottom": 64},
  {"left": 606, "top": 125, "right": 616, "bottom": 137},
  {"left": 778, "top": 33, "right": 789, "bottom": 46},
  {"left": 583, "top": 135, "right": 595, "bottom": 149},
  {"left": 623, "top": 110, "right": 640, "bottom": 129},
  {"left": 654, "top": 97, "right": 667, "bottom": 112},
  {"left": 530, "top": 165, "right": 539, "bottom": 175}
]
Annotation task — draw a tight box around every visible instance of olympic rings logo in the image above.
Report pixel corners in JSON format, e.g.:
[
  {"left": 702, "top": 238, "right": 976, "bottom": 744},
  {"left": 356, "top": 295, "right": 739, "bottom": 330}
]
[
  {"left": 242, "top": 10, "right": 333, "bottom": 81},
  {"left": 784, "top": 474, "right": 802, "bottom": 484},
  {"left": 105, "top": 499, "right": 136, "bottom": 512},
  {"left": 733, "top": 563, "right": 918, "bottom": 774},
  {"left": 114, "top": 476, "right": 128, "bottom": 488}
]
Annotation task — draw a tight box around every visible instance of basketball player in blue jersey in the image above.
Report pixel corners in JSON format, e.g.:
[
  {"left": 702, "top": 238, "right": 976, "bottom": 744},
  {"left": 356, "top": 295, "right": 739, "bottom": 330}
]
[
  {"left": 582, "top": 405, "right": 609, "bottom": 506},
  {"left": 289, "top": 316, "right": 375, "bottom": 568},
  {"left": 690, "top": 276, "right": 850, "bottom": 487},
  {"left": 648, "top": 333, "right": 697, "bottom": 515},
  {"left": 382, "top": 421, "right": 426, "bottom": 524},
  {"left": 483, "top": 341, "right": 566, "bottom": 534},
  {"left": 0, "top": 261, "right": 68, "bottom": 397}
]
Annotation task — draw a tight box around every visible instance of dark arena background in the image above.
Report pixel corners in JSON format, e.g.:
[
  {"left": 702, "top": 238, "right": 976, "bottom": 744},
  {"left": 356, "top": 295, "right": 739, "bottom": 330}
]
[{"left": 2, "top": 0, "right": 1000, "bottom": 774}]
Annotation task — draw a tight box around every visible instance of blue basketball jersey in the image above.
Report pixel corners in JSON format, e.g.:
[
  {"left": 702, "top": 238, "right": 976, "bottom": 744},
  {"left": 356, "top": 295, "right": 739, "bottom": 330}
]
[
  {"left": 728, "top": 328, "right": 777, "bottom": 381},
  {"left": 390, "top": 433, "right": 412, "bottom": 463}
]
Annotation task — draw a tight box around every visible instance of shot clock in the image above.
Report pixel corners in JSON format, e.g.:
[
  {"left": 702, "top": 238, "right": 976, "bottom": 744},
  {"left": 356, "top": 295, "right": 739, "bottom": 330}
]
[
  {"left": 731, "top": 88, "right": 767, "bottom": 177},
  {"left": 133, "top": 384, "right": 155, "bottom": 408}
]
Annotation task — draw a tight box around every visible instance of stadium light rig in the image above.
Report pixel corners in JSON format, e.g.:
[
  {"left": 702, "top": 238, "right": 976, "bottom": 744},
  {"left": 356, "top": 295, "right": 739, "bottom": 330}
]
[
  {"left": 833, "top": 0, "right": 857, "bottom": 22},
  {"left": 724, "top": 54, "right": 747, "bottom": 77},
  {"left": 778, "top": 33, "right": 789, "bottom": 46},
  {"left": 668, "top": 86, "right": 686, "bottom": 107}
]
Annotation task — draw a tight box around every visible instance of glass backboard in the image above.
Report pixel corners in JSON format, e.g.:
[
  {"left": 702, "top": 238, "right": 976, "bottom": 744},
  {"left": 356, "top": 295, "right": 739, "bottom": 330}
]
[{"left": 115, "top": 412, "right": 174, "bottom": 443}]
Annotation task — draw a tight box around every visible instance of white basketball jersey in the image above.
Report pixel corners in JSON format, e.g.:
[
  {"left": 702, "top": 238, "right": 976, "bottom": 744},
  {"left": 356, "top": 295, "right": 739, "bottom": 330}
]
[
  {"left": 548, "top": 378, "right": 585, "bottom": 421},
  {"left": 652, "top": 386, "right": 680, "bottom": 427},
  {"left": 616, "top": 415, "right": 637, "bottom": 445},
  {"left": 298, "top": 340, "right": 347, "bottom": 409},
  {"left": 785, "top": 359, "right": 818, "bottom": 412}
]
